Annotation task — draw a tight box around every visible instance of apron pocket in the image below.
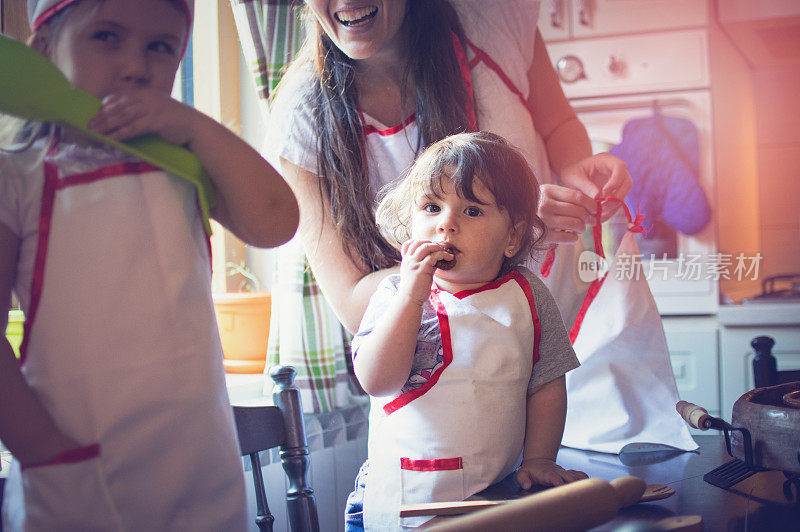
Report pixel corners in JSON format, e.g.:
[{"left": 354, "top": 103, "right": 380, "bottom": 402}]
[
  {"left": 399, "top": 457, "right": 464, "bottom": 528},
  {"left": 22, "top": 448, "right": 123, "bottom": 531}
]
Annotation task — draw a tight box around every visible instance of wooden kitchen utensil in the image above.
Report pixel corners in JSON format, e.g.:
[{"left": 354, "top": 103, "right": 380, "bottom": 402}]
[
  {"left": 640, "top": 483, "right": 676, "bottom": 502},
  {"left": 401, "top": 476, "right": 674, "bottom": 519},
  {"left": 0, "top": 34, "right": 215, "bottom": 233},
  {"left": 426, "top": 477, "right": 619, "bottom": 532},
  {"left": 655, "top": 515, "right": 703, "bottom": 532}
]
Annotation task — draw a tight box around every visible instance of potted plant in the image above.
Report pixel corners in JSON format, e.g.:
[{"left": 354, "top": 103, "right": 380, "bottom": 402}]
[{"left": 213, "top": 260, "right": 271, "bottom": 374}]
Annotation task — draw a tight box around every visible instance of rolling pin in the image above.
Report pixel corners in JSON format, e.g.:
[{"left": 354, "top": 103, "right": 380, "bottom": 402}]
[
  {"left": 426, "top": 476, "right": 645, "bottom": 532},
  {"left": 676, "top": 400, "right": 712, "bottom": 430},
  {"left": 676, "top": 400, "right": 731, "bottom": 431}
]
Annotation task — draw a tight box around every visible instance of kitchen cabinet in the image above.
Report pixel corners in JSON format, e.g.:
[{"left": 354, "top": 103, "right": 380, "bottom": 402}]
[
  {"left": 538, "top": 0, "right": 708, "bottom": 42},
  {"left": 663, "top": 317, "right": 720, "bottom": 418}
]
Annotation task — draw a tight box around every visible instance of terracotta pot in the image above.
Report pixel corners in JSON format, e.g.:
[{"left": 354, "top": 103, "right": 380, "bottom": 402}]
[{"left": 213, "top": 292, "right": 270, "bottom": 374}]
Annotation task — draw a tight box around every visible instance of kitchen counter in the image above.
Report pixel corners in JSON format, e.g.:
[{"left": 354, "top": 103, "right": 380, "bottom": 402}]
[{"left": 430, "top": 435, "right": 799, "bottom": 530}]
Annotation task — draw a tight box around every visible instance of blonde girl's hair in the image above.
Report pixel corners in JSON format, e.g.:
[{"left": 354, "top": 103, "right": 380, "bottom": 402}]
[
  {"left": 0, "top": 4, "right": 77, "bottom": 154},
  {"left": 375, "top": 131, "right": 547, "bottom": 275}
]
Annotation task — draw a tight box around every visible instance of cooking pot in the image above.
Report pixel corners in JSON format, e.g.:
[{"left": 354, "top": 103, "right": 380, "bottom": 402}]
[
  {"left": 677, "top": 382, "right": 800, "bottom": 492},
  {"left": 729, "top": 381, "right": 800, "bottom": 474}
]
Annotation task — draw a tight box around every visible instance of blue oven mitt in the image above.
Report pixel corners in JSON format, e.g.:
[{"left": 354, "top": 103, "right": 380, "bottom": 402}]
[{"left": 609, "top": 113, "right": 711, "bottom": 237}]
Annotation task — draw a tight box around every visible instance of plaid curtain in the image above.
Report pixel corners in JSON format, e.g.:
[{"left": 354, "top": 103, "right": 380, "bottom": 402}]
[
  {"left": 229, "top": 0, "right": 305, "bottom": 105},
  {"left": 230, "top": 0, "right": 359, "bottom": 413}
]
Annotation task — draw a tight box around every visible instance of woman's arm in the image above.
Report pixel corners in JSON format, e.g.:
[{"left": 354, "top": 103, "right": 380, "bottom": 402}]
[
  {"left": 529, "top": 31, "right": 592, "bottom": 176},
  {"left": 0, "top": 223, "right": 78, "bottom": 465},
  {"left": 278, "top": 158, "right": 397, "bottom": 332},
  {"left": 88, "top": 89, "right": 299, "bottom": 248},
  {"left": 528, "top": 30, "right": 632, "bottom": 241},
  {"left": 516, "top": 376, "right": 587, "bottom": 488}
]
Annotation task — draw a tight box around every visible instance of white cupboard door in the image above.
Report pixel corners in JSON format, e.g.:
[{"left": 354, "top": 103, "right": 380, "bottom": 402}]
[
  {"left": 570, "top": 0, "right": 708, "bottom": 38},
  {"left": 538, "top": 0, "right": 572, "bottom": 41}
]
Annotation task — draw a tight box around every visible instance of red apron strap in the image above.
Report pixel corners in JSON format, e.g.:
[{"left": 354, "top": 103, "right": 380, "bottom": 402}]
[
  {"left": 451, "top": 31, "right": 477, "bottom": 132},
  {"left": 568, "top": 198, "right": 649, "bottom": 344}
]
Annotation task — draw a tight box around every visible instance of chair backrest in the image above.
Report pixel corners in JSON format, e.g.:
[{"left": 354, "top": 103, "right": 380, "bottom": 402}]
[{"left": 232, "top": 365, "right": 320, "bottom": 532}]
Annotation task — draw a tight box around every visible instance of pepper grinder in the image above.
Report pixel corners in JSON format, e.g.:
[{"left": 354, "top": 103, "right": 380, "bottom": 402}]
[{"left": 751, "top": 335, "right": 777, "bottom": 388}]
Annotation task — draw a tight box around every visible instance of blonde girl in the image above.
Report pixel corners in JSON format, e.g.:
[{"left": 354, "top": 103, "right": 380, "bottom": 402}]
[{"left": 0, "top": 0, "right": 297, "bottom": 529}]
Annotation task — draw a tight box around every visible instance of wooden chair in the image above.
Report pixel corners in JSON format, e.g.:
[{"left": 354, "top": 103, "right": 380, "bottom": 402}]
[{"left": 233, "top": 365, "right": 320, "bottom": 532}]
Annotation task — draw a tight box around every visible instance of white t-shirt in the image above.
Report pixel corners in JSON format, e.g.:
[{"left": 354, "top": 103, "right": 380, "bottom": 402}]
[
  {"left": 263, "top": 0, "right": 547, "bottom": 190},
  {"left": 0, "top": 141, "right": 47, "bottom": 313}
]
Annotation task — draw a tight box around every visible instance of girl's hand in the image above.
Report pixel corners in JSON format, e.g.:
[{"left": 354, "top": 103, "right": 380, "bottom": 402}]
[
  {"left": 516, "top": 458, "right": 588, "bottom": 489},
  {"left": 397, "top": 239, "right": 453, "bottom": 306},
  {"left": 88, "top": 88, "right": 196, "bottom": 145}
]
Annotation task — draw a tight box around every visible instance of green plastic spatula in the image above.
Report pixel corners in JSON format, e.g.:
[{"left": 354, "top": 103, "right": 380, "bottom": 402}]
[{"left": 0, "top": 34, "right": 215, "bottom": 234}]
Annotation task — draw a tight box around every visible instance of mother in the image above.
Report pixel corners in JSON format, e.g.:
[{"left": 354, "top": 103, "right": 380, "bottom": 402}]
[{"left": 263, "top": 0, "right": 630, "bottom": 409}]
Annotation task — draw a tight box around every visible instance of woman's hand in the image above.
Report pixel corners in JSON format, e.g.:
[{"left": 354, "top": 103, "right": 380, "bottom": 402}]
[
  {"left": 539, "top": 153, "right": 632, "bottom": 245},
  {"left": 516, "top": 458, "right": 588, "bottom": 489},
  {"left": 397, "top": 239, "right": 453, "bottom": 306},
  {"left": 559, "top": 152, "right": 632, "bottom": 220},
  {"left": 88, "top": 88, "right": 195, "bottom": 145}
]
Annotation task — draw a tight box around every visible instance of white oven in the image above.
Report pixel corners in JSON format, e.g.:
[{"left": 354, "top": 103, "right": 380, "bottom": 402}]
[{"left": 547, "top": 29, "right": 718, "bottom": 315}]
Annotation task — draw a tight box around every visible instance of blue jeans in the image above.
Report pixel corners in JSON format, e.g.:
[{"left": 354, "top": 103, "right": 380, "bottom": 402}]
[{"left": 344, "top": 460, "right": 368, "bottom": 532}]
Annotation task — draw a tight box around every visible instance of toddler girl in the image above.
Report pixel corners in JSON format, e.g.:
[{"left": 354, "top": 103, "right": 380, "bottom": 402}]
[
  {"left": 346, "top": 131, "right": 587, "bottom": 531},
  {"left": 0, "top": 0, "right": 298, "bottom": 529}
]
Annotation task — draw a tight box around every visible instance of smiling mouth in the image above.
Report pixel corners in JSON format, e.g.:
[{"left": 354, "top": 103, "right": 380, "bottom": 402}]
[{"left": 334, "top": 6, "right": 378, "bottom": 27}]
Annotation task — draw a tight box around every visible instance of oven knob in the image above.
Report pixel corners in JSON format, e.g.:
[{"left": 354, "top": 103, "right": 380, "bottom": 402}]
[
  {"left": 608, "top": 55, "right": 626, "bottom": 77},
  {"left": 556, "top": 55, "right": 586, "bottom": 84}
]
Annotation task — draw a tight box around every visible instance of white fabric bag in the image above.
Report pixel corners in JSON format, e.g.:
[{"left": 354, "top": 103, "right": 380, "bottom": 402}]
[{"left": 560, "top": 200, "right": 697, "bottom": 453}]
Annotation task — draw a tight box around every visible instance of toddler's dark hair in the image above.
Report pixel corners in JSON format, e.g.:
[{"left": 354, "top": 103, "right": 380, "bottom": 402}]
[{"left": 376, "top": 131, "right": 546, "bottom": 275}]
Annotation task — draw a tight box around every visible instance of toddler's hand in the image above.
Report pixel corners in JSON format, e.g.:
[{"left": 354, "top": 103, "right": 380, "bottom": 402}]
[
  {"left": 88, "top": 88, "right": 195, "bottom": 145},
  {"left": 397, "top": 239, "right": 453, "bottom": 306},
  {"left": 516, "top": 458, "right": 588, "bottom": 489}
]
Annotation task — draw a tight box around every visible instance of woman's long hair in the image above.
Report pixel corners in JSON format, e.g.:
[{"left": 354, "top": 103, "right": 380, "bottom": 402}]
[{"left": 287, "top": 0, "right": 473, "bottom": 271}]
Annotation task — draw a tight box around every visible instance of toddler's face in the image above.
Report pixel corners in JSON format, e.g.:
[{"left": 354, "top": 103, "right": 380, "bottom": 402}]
[
  {"left": 410, "top": 175, "right": 520, "bottom": 291},
  {"left": 46, "top": 0, "right": 188, "bottom": 99}
]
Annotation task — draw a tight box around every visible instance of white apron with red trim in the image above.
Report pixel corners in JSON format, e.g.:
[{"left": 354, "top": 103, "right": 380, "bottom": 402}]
[
  {"left": 1, "top": 146, "right": 247, "bottom": 531},
  {"left": 562, "top": 228, "right": 697, "bottom": 453},
  {"left": 363, "top": 272, "right": 539, "bottom": 531}
]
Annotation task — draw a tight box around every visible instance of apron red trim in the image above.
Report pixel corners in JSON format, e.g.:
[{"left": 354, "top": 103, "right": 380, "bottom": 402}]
[
  {"left": 383, "top": 289, "right": 453, "bottom": 415},
  {"left": 21, "top": 443, "right": 101, "bottom": 471},
  {"left": 383, "top": 271, "right": 541, "bottom": 414},
  {"left": 19, "top": 159, "right": 164, "bottom": 366},
  {"left": 462, "top": 36, "right": 534, "bottom": 120},
  {"left": 19, "top": 163, "right": 59, "bottom": 366},
  {"left": 400, "top": 457, "right": 463, "bottom": 471},
  {"left": 452, "top": 32, "right": 477, "bottom": 131},
  {"left": 540, "top": 248, "right": 556, "bottom": 277},
  {"left": 57, "top": 161, "right": 160, "bottom": 189},
  {"left": 360, "top": 111, "right": 417, "bottom": 136},
  {"left": 568, "top": 198, "right": 649, "bottom": 343}
]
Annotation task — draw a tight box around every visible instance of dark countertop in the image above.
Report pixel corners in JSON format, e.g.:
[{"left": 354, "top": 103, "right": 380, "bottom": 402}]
[{"left": 475, "top": 435, "right": 800, "bottom": 530}]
